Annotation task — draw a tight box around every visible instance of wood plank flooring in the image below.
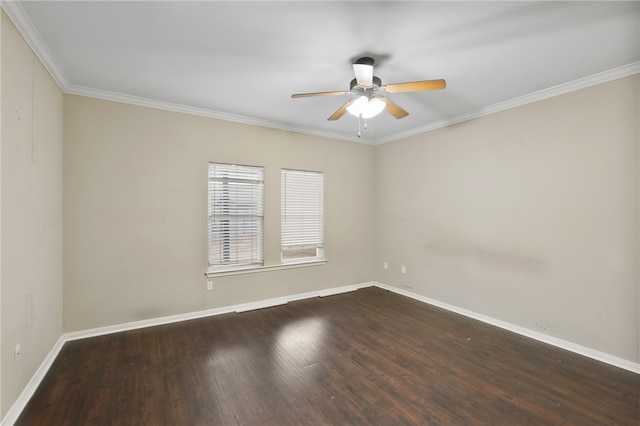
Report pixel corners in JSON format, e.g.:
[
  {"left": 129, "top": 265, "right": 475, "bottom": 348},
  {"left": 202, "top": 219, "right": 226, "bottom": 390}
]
[{"left": 15, "top": 287, "right": 639, "bottom": 425}]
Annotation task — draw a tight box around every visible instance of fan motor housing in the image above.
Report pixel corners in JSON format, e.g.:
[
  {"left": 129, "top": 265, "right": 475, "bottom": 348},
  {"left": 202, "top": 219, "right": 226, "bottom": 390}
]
[{"left": 350, "top": 76, "right": 382, "bottom": 90}]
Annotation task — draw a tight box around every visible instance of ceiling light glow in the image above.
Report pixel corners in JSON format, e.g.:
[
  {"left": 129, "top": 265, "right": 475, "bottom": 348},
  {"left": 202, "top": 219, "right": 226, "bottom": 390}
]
[{"left": 347, "top": 96, "right": 386, "bottom": 118}]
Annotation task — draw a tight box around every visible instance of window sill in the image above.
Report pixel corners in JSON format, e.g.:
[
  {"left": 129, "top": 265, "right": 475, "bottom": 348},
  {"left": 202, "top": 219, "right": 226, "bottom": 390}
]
[{"left": 206, "top": 259, "right": 327, "bottom": 278}]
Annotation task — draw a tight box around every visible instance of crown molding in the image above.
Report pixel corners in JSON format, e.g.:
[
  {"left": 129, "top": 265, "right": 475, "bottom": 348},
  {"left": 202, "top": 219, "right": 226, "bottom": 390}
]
[
  {"left": 0, "top": 1, "right": 374, "bottom": 144},
  {"left": 1, "top": 0, "right": 70, "bottom": 90},
  {"left": 3, "top": 1, "right": 637, "bottom": 146},
  {"left": 55, "top": 62, "right": 640, "bottom": 147},
  {"left": 63, "top": 60, "right": 640, "bottom": 147},
  {"left": 64, "top": 84, "right": 372, "bottom": 145},
  {"left": 375, "top": 61, "right": 640, "bottom": 145}
]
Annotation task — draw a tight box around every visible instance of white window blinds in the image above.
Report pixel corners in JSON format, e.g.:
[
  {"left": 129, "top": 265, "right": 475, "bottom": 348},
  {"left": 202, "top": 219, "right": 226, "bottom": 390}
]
[
  {"left": 208, "top": 163, "right": 264, "bottom": 269},
  {"left": 281, "top": 169, "right": 324, "bottom": 259}
]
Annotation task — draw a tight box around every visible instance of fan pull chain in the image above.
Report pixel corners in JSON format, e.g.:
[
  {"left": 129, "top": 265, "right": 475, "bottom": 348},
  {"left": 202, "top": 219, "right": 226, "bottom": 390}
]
[{"left": 356, "top": 114, "right": 370, "bottom": 137}]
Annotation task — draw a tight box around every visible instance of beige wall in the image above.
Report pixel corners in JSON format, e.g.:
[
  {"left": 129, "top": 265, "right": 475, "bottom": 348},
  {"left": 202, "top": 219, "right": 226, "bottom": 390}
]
[
  {"left": 1, "top": 10, "right": 3, "bottom": 413},
  {"left": 0, "top": 10, "right": 64, "bottom": 418},
  {"left": 63, "top": 95, "right": 375, "bottom": 332},
  {"left": 375, "top": 75, "right": 639, "bottom": 363}
]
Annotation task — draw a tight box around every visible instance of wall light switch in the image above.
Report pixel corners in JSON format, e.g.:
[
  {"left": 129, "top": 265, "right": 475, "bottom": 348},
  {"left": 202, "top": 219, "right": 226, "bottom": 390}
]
[{"left": 401, "top": 266, "right": 406, "bottom": 274}]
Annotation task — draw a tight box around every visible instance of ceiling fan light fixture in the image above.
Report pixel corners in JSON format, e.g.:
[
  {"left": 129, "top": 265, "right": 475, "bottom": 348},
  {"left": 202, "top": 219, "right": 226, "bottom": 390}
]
[
  {"left": 292, "top": 56, "right": 444, "bottom": 122},
  {"left": 347, "top": 96, "right": 386, "bottom": 119},
  {"left": 363, "top": 97, "right": 386, "bottom": 118}
]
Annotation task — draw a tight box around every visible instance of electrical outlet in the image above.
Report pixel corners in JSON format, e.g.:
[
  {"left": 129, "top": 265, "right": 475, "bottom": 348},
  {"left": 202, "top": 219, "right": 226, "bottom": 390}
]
[
  {"left": 14, "top": 344, "right": 21, "bottom": 364},
  {"left": 206, "top": 281, "right": 213, "bottom": 291},
  {"left": 383, "top": 262, "right": 388, "bottom": 269},
  {"left": 401, "top": 265, "right": 406, "bottom": 274}
]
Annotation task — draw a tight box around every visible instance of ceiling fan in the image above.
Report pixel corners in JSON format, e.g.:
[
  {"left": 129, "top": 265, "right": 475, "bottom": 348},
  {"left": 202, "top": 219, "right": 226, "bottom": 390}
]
[{"left": 291, "top": 57, "right": 446, "bottom": 121}]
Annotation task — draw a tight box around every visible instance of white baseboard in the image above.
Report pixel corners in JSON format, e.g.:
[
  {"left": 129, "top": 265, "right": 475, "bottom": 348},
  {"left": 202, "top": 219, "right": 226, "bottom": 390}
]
[
  {"left": 3, "top": 279, "right": 637, "bottom": 425},
  {"left": 56, "top": 280, "right": 640, "bottom": 374},
  {"left": 233, "top": 282, "right": 374, "bottom": 313},
  {"left": 66, "top": 282, "right": 374, "bottom": 339},
  {"left": 1, "top": 282, "right": 373, "bottom": 426},
  {"left": 374, "top": 281, "right": 640, "bottom": 374},
  {"left": 1, "top": 336, "right": 66, "bottom": 426}
]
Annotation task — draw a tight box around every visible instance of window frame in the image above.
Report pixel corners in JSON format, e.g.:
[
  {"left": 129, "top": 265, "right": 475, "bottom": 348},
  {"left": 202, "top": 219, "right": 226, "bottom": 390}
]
[
  {"left": 280, "top": 168, "right": 325, "bottom": 264},
  {"left": 207, "top": 162, "right": 264, "bottom": 273}
]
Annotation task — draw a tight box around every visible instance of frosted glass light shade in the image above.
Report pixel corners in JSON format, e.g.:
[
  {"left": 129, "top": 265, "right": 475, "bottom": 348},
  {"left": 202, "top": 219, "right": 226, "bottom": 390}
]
[
  {"left": 347, "top": 96, "right": 368, "bottom": 116},
  {"left": 363, "top": 97, "right": 386, "bottom": 118},
  {"left": 347, "top": 96, "right": 386, "bottom": 118}
]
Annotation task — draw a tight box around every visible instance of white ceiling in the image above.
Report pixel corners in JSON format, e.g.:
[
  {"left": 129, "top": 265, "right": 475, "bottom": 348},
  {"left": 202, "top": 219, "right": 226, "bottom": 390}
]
[{"left": 4, "top": 1, "right": 640, "bottom": 144}]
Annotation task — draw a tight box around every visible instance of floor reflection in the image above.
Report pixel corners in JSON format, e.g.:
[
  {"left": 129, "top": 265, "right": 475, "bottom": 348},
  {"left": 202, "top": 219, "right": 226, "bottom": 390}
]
[{"left": 272, "top": 317, "right": 328, "bottom": 391}]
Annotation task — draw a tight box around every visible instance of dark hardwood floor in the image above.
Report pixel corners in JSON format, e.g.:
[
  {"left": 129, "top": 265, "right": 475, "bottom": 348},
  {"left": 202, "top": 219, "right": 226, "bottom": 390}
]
[{"left": 16, "top": 287, "right": 639, "bottom": 425}]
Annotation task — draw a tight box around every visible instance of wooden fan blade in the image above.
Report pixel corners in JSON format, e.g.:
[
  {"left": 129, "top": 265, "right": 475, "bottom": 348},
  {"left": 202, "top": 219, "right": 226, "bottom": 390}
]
[
  {"left": 327, "top": 99, "right": 356, "bottom": 121},
  {"left": 381, "top": 79, "right": 446, "bottom": 94},
  {"left": 353, "top": 63, "right": 373, "bottom": 87},
  {"left": 291, "top": 90, "right": 349, "bottom": 98},
  {"left": 380, "top": 98, "right": 409, "bottom": 119}
]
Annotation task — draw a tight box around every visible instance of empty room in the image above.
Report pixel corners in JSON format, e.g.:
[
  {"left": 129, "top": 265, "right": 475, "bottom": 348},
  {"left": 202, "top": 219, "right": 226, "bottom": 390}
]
[{"left": 1, "top": 1, "right": 639, "bottom": 425}]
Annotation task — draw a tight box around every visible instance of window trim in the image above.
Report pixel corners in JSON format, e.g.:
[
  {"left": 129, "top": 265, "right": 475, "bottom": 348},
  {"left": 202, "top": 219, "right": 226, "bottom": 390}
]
[
  {"left": 205, "top": 258, "right": 326, "bottom": 278},
  {"left": 207, "top": 162, "right": 264, "bottom": 271},
  {"left": 281, "top": 168, "right": 325, "bottom": 264},
  {"left": 205, "top": 164, "right": 329, "bottom": 277}
]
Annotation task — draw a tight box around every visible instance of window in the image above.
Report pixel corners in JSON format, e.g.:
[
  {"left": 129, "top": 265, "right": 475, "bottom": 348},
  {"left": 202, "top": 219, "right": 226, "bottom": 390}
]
[
  {"left": 281, "top": 169, "right": 324, "bottom": 262},
  {"left": 208, "top": 163, "right": 264, "bottom": 271}
]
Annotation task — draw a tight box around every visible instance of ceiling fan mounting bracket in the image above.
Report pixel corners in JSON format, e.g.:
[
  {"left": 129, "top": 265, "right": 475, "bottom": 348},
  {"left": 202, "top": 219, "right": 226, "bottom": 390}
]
[{"left": 355, "top": 56, "right": 375, "bottom": 66}]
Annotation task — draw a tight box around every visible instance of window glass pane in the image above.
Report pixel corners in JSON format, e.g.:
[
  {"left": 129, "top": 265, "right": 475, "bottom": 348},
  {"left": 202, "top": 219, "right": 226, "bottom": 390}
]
[
  {"left": 209, "top": 163, "right": 264, "bottom": 268},
  {"left": 281, "top": 169, "right": 324, "bottom": 261}
]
